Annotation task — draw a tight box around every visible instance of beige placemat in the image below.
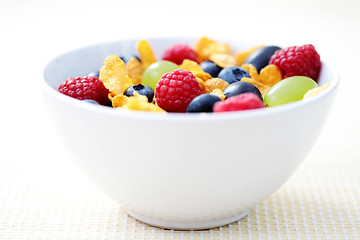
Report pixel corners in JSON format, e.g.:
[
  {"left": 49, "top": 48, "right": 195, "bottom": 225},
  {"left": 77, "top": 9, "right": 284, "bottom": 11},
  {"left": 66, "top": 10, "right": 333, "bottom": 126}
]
[{"left": 0, "top": 147, "right": 359, "bottom": 240}]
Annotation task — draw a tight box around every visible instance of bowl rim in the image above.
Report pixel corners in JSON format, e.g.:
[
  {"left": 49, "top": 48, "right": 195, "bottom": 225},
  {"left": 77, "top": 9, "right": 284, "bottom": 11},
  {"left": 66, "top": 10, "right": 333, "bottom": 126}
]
[{"left": 42, "top": 38, "right": 340, "bottom": 122}]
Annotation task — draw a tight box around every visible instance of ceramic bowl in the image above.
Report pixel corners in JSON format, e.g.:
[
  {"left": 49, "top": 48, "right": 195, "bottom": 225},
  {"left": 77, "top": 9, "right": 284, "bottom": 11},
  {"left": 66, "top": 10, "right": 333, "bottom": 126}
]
[{"left": 42, "top": 38, "right": 339, "bottom": 230}]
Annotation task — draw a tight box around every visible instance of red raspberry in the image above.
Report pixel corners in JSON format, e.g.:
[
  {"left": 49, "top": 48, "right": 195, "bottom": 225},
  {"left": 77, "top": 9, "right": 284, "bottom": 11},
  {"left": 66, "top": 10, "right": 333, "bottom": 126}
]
[
  {"left": 269, "top": 44, "right": 321, "bottom": 81},
  {"left": 58, "top": 76, "right": 110, "bottom": 105},
  {"left": 162, "top": 44, "right": 198, "bottom": 65},
  {"left": 155, "top": 69, "right": 202, "bottom": 112},
  {"left": 213, "top": 93, "right": 264, "bottom": 112}
]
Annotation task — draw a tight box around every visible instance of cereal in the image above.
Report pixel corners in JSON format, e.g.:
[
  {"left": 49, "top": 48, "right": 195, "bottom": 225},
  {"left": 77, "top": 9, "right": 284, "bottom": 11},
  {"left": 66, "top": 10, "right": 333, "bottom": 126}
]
[
  {"left": 241, "top": 77, "right": 271, "bottom": 96},
  {"left": 209, "top": 53, "right": 236, "bottom": 68},
  {"left": 120, "top": 92, "right": 165, "bottom": 112},
  {"left": 210, "top": 89, "right": 226, "bottom": 100},
  {"left": 194, "top": 72, "right": 212, "bottom": 82},
  {"left": 241, "top": 64, "right": 260, "bottom": 81},
  {"left": 110, "top": 94, "right": 128, "bottom": 108},
  {"left": 126, "top": 57, "right": 144, "bottom": 85},
  {"left": 180, "top": 59, "right": 212, "bottom": 82},
  {"left": 259, "top": 64, "right": 282, "bottom": 87},
  {"left": 235, "top": 45, "right": 265, "bottom": 66},
  {"left": 195, "top": 37, "right": 230, "bottom": 62},
  {"left": 137, "top": 40, "right": 157, "bottom": 70},
  {"left": 196, "top": 78, "right": 207, "bottom": 94},
  {"left": 99, "top": 54, "right": 132, "bottom": 95},
  {"left": 180, "top": 59, "right": 203, "bottom": 74},
  {"left": 204, "top": 78, "right": 229, "bottom": 93},
  {"left": 303, "top": 83, "right": 329, "bottom": 99},
  {"left": 241, "top": 64, "right": 282, "bottom": 96}
]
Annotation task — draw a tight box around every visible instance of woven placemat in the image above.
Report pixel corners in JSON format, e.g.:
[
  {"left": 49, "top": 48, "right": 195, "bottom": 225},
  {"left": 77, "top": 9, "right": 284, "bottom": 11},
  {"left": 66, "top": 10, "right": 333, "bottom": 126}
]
[{"left": 0, "top": 145, "right": 359, "bottom": 240}]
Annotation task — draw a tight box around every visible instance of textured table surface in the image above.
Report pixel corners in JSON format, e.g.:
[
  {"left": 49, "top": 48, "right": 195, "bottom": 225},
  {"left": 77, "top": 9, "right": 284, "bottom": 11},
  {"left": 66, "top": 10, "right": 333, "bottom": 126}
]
[
  {"left": 1, "top": 147, "right": 359, "bottom": 239},
  {"left": 1, "top": 0, "right": 360, "bottom": 239}
]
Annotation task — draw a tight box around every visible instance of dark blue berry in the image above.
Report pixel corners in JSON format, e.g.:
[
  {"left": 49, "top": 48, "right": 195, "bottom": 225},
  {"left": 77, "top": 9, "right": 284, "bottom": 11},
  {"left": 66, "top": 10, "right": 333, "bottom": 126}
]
[
  {"left": 124, "top": 84, "right": 154, "bottom": 102},
  {"left": 186, "top": 94, "right": 222, "bottom": 113},
  {"left": 245, "top": 46, "right": 281, "bottom": 72},
  {"left": 223, "top": 81, "right": 263, "bottom": 101},
  {"left": 82, "top": 99, "right": 100, "bottom": 104},
  {"left": 87, "top": 71, "right": 100, "bottom": 78},
  {"left": 217, "top": 67, "right": 250, "bottom": 84},
  {"left": 199, "top": 61, "right": 223, "bottom": 77},
  {"left": 120, "top": 54, "right": 141, "bottom": 64}
]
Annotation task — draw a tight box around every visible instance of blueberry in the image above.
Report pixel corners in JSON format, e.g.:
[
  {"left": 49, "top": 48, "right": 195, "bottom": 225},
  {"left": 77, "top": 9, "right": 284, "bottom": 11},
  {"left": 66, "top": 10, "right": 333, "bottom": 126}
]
[
  {"left": 124, "top": 84, "right": 154, "bottom": 102},
  {"left": 186, "top": 94, "right": 222, "bottom": 113},
  {"left": 120, "top": 54, "right": 141, "bottom": 64},
  {"left": 199, "top": 61, "right": 223, "bottom": 77},
  {"left": 82, "top": 99, "right": 99, "bottom": 104},
  {"left": 223, "top": 81, "right": 263, "bottom": 101},
  {"left": 87, "top": 71, "right": 100, "bottom": 77},
  {"left": 217, "top": 67, "right": 250, "bottom": 84},
  {"left": 245, "top": 46, "right": 281, "bottom": 72}
]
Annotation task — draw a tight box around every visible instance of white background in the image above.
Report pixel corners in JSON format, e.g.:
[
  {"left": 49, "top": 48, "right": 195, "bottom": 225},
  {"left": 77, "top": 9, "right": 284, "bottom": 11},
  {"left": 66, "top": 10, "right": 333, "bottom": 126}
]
[{"left": 0, "top": 0, "right": 359, "bottom": 238}]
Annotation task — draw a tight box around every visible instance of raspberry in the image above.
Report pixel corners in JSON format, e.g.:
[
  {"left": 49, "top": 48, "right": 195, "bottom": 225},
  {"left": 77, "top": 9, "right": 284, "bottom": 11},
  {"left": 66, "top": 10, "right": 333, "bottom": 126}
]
[
  {"left": 58, "top": 76, "right": 110, "bottom": 105},
  {"left": 162, "top": 44, "right": 198, "bottom": 65},
  {"left": 213, "top": 93, "right": 264, "bottom": 112},
  {"left": 155, "top": 69, "right": 202, "bottom": 112},
  {"left": 269, "top": 44, "right": 321, "bottom": 81}
]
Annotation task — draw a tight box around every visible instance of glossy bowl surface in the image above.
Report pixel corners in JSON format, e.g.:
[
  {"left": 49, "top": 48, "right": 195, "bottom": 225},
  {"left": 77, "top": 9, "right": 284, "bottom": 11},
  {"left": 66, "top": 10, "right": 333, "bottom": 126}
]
[{"left": 43, "top": 38, "right": 339, "bottom": 230}]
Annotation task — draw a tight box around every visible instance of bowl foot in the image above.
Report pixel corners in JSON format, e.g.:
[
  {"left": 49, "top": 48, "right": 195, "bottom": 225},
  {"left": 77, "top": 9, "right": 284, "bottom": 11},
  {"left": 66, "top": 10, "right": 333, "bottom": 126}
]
[{"left": 125, "top": 209, "right": 251, "bottom": 230}]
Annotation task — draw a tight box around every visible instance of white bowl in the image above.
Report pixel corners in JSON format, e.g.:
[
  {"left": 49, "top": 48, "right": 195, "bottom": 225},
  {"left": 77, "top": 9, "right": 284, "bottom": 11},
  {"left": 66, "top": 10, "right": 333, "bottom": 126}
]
[{"left": 42, "top": 38, "right": 339, "bottom": 230}]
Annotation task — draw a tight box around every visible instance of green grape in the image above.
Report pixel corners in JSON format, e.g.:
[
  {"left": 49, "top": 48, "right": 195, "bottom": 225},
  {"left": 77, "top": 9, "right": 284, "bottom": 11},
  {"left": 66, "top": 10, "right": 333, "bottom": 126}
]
[
  {"left": 142, "top": 61, "right": 178, "bottom": 90},
  {"left": 264, "top": 76, "right": 318, "bottom": 107}
]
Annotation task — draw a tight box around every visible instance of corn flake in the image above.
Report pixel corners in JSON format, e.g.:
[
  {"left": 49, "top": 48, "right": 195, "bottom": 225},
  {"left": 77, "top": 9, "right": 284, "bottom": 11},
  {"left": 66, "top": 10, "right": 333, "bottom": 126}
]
[
  {"left": 194, "top": 71, "right": 212, "bottom": 82},
  {"left": 196, "top": 78, "right": 207, "bottom": 94},
  {"left": 126, "top": 57, "right": 143, "bottom": 85},
  {"left": 204, "top": 78, "right": 229, "bottom": 93},
  {"left": 235, "top": 45, "right": 265, "bottom": 66},
  {"left": 240, "top": 64, "right": 282, "bottom": 96},
  {"left": 180, "top": 59, "right": 212, "bottom": 82},
  {"left": 209, "top": 53, "right": 236, "bottom": 68},
  {"left": 111, "top": 94, "right": 128, "bottom": 108},
  {"left": 210, "top": 89, "right": 226, "bottom": 101},
  {"left": 180, "top": 59, "right": 203, "bottom": 74},
  {"left": 137, "top": 40, "right": 157, "bottom": 70},
  {"left": 120, "top": 92, "right": 165, "bottom": 112},
  {"left": 303, "top": 83, "right": 329, "bottom": 99},
  {"left": 259, "top": 64, "right": 282, "bottom": 87},
  {"left": 99, "top": 54, "right": 132, "bottom": 95},
  {"left": 241, "top": 64, "right": 260, "bottom": 81},
  {"left": 241, "top": 77, "right": 271, "bottom": 96},
  {"left": 195, "top": 37, "right": 230, "bottom": 62}
]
